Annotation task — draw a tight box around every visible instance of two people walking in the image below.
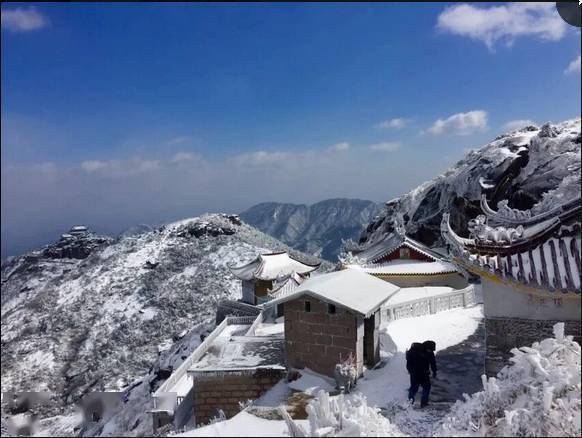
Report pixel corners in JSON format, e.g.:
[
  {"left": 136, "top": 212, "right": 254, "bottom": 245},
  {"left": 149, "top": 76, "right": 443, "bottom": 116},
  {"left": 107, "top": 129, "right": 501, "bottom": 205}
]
[{"left": 405, "top": 340, "right": 437, "bottom": 408}]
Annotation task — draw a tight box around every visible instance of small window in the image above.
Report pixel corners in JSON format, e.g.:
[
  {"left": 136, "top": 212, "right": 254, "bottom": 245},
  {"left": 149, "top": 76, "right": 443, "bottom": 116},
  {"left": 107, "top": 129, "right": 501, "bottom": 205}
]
[
  {"left": 328, "top": 304, "right": 336, "bottom": 315},
  {"left": 304, "top": 300, "right": 311, "bottom": 312},
  {"left": 400, "top": 248, "right": 410, "bottom": 259}
]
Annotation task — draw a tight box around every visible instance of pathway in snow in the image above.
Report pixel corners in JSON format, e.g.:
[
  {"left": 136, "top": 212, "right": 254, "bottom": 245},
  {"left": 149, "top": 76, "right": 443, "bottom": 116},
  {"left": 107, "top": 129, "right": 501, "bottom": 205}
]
[{"left": 356, "top": 305, "right": 485, "bottom": 436}]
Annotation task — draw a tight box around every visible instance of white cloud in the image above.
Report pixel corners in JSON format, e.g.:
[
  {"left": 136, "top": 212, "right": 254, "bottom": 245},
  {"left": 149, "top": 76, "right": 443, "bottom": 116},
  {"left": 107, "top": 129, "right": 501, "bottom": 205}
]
[
  {"left": 375, "top": 118, "right": 409, "bottom": 130},
  {"left": 565, "top": 55, "right": 581, "bottom": 75},
  {"left": 368, "top": 142, "right": 401, "bottom": 152},
  {"left": 437, "top": 3, "right": 567, "bottom": 50},
  {"left": 166, "top": 136, "right": 193, "bottom": 146},
  {"left": 1, "top": 7, "right": 48, "bottom": 32},
  {"left": 230, "top": 150, "right": 295, "bottom": 168},
  {"left": 503, "top": 119, "right": 537, "bottom": 132},
  {"left": 80, "top": 159, "right": 161, "bottom": 177},
  {"left": 427, "top": 110, "right": 488, "bottom": 136},
  {"left": 171, "top": 152, "right": 203, "bottom": 163},
  {"left": 327, "top": 142, "right": 350, "bottom": 152}
]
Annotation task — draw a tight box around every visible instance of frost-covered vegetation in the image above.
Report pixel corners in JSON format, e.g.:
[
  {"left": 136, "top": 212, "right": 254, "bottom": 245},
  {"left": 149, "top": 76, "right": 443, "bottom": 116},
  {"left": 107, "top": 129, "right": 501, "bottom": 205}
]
[
  {"left": 284, "top": 322, "right": 580, "bottom": 438},
  {"left": 282, "top": 390, "right": 403, "bottom": 437},
  {"left": 438, "top": 322, "right": 581, "bottom": 437}
]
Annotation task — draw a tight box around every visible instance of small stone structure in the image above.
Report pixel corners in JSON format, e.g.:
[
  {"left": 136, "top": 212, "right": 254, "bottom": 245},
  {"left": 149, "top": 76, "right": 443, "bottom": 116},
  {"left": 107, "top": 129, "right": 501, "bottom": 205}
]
[
  {"left": 192, "top": 368, "right": 284, "bottom": 425},
  {"left": 264, "top": 269, "right": 399, "bottom": 378},
  {"left": 151, "top": 315, "right": 286, "bottom": 430}
]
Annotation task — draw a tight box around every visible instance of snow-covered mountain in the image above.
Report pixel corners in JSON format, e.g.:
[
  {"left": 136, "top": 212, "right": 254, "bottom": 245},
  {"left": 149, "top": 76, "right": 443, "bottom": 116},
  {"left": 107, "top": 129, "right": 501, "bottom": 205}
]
[
  {"left": 0, "top": 214, "right": 327, "bottom": 435},
  {"left": 240, "top": 198, "right": 382, "bottom": 261},
  {"left": 359, "top": 119, "right": 581, "bottom": 248}
]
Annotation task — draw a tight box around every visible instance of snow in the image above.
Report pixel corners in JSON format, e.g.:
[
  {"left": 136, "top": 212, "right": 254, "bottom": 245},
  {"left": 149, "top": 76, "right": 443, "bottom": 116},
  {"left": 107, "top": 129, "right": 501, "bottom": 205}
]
[
  {"left": 254, "top": 322, "right": 285, "bottom": 336},
  {"left": 176, "top": 410, "right": 310, "bottom": 437},
  {"left": 189, "top": 324, "right": 285, "bottom": 372},
  {"left": 350, "top": 260, "right": 457, "bottom": 275},
  {"left": 253, "top": 379, "right": 291, "bottom": 407},
  {"left": 287, "top": 368, "right": 335, "bottom": 395},
  {"left": 230, "top": 252, "right": 319, "bottom": 281},
  {"left": 357, "top": 305, "right": 483, "bottom": 410},
  {"left": 438, "top": 322, "right": 581, "bottom": 437},
  {"left": 266, "top": 269, "right": 400, "bottom": 317},
  {"left": 387, "top": 286, "right": 457, "bottom": 306}
]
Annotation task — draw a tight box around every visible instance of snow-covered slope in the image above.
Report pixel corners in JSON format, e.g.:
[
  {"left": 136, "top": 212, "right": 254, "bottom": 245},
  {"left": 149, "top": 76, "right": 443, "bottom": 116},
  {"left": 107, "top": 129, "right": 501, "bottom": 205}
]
[
  {"left": 241, "top": 198, "right": 382, "bottom": 261},
  {"left": 360, "top": 119, "right": 581, "bottom": 247},
  {"left": 0, "top": 214, "right": 327, "bottom": 435}
]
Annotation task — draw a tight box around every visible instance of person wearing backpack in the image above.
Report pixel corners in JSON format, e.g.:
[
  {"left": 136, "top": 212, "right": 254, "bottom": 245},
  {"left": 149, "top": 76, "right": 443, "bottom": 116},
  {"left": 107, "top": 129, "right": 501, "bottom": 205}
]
[{"left": 405, "top": 340, "right": 437, "bottom": 408}]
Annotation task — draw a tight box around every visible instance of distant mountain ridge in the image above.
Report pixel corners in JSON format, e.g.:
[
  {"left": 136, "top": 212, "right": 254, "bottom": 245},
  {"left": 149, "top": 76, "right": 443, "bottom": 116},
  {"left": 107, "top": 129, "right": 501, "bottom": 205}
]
[{"left": 240, "top": 198, "right": 383, "bottom": 261}]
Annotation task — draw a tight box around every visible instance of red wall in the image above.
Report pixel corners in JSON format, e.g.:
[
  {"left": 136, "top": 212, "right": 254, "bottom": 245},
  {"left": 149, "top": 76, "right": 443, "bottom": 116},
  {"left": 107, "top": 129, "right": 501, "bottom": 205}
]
[{"left": 374, "top": 245, "right": 432, "bottom": 264}]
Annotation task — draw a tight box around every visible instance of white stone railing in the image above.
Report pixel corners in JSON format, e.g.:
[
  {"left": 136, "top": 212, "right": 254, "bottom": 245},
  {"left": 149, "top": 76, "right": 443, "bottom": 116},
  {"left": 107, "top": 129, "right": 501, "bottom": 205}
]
[
  {"left": 152, "top": 315, "right": 258, "bottom": 409},
  {"left": 381, "top": 285, "right": 475, "bottom": 325},
  {"left": 245, "top": 313, "right": 264, "bottom": 336},
  {"left": 153, "top": 317, "right": 230, "bottom": 407}
]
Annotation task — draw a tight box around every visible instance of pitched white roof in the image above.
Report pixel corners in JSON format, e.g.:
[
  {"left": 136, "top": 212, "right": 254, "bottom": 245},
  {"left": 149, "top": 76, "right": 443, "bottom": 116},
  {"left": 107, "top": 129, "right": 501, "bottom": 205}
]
[
  {"left": 229, "top": 252, "right": 320, "bottom": 281},
  {"left": 264, "top": 269, "right": 400, "bottom": 317}
]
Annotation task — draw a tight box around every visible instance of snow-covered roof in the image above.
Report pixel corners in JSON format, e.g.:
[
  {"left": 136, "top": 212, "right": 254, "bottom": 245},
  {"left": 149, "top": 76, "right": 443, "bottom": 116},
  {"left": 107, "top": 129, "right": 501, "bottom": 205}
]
[
  {"left": 354, "top": 233, "right": 446, "bottom": 265},
  {"left": 441, "top": 196, "right": 582, "bottom": 294},
  {"left": 70, "top": 225, "right": 88, "bottom": 232},
  {"left": 268, "top": 272, "right": 306, "bottom": 297},
  {"left": 188, "top": 326, "right": 285, "bottom": 373},
  {"left": 264, "top": 269, "right": 400, "bottom": 317},
  {"left": 347, "top": 260, "right": 458, "bottom": 276},
  {"left": 228, "top": 252, "right": 320, "bottom": 281}
]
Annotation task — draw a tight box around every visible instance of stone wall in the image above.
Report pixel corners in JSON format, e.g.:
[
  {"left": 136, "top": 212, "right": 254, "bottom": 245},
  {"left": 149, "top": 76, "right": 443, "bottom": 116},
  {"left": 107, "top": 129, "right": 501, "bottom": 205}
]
[
  {"left": 284, "top": 297, "right": 362, "bottom": 377},
  {"left": 363, "top": 310, "right": 380, "bottom": 366},
  {"left": 485, "top": 317, "right": 582, "bottom": 376},
  {"left": 192, "top": 368, "right": 285, "bottom": 426}
]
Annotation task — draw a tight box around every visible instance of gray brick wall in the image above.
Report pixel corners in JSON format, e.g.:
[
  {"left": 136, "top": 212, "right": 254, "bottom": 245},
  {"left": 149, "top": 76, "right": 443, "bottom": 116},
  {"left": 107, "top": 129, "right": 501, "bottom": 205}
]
[
  {"left": 485, "top": 317, "right": 582, "bottom": 376},
  {"left": 284, "top": 297, "right": 362, "bottom": 377},
  {"left": 192, "top": 369, "right": 285, "bottom": 426}
]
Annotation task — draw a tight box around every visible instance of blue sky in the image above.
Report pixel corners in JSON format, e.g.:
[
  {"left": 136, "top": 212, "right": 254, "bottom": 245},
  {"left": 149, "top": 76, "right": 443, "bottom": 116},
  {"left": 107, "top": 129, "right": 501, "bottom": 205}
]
[{"left": 1, "top": 2, "right": 581, "bottom": 256}]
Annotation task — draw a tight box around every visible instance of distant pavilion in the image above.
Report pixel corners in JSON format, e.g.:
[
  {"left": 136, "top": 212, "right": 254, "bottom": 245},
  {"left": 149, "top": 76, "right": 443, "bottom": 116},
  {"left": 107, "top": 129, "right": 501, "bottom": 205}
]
[{"left": 228, "top": 251, "right": 320, "bottom": 305}]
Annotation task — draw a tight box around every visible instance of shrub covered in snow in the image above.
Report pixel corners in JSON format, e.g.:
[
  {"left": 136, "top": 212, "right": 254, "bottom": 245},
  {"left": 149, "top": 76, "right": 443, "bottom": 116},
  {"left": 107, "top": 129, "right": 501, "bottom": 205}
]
[
  {"left": 437, "top": 322, "right": 581, "bottom": 437},
  {"left": 334, "top": 352, "right": 358, "bottom": 393},
  {"left": 282, "top": 389, "right": 403, "bottom": 437}
]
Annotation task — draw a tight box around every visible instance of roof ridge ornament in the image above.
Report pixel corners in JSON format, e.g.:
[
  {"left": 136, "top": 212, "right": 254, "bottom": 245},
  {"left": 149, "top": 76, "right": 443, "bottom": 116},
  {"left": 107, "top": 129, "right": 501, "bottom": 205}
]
[{"left": 468, "top": 214, "right": 524, "bottom": 244}]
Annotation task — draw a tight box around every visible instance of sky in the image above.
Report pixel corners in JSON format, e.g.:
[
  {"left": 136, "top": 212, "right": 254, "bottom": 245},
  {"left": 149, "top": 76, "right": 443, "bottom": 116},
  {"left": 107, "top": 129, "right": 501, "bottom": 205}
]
[{"left": 1, "top": 2, "right": 581, "bottom": 257}]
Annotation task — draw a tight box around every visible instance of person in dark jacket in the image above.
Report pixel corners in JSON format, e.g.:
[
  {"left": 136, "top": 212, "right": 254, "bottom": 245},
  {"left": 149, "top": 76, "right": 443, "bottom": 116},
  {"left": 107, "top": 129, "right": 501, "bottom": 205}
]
[{"left": 405, "top": 340, "right": 437, "bottom": 407}]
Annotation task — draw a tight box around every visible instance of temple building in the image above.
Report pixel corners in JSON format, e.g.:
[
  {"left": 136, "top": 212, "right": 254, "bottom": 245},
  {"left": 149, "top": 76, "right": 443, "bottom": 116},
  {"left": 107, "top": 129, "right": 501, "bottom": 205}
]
[
  {"left": 441, "top": 195, "right": 581, "bottom": 375},
  {"left": 344, "top": 222, "right": 467, "bottom": 289},
  {"left": 228, "top": 252, "right": 320, "bottom": 305}
]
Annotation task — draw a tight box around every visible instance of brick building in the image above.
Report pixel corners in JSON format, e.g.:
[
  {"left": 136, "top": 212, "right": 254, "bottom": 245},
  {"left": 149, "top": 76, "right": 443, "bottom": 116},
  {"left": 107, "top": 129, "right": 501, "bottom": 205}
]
[
  {"left": 264, "top": 269, "right": 400, "bottom": 377},
  {"left": 151, "top": 316, "right": 286, "bottom": 429}
]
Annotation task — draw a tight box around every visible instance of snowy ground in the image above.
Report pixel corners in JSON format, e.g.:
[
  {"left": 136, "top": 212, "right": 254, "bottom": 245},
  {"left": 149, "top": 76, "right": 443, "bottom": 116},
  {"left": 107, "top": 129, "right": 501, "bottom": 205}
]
[
  {"left": 356, "top": 305, "right": 484, "bottom": 436},
  {"left": 179, "top": 304, "right": 485, "bottom": 437}
]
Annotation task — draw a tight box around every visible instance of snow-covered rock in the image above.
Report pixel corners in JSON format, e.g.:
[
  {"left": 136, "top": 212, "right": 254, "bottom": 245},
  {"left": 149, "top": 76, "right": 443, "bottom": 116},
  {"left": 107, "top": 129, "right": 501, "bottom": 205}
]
[{"left": 360, "top": 118, "right": 581, "bottom": 247}]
